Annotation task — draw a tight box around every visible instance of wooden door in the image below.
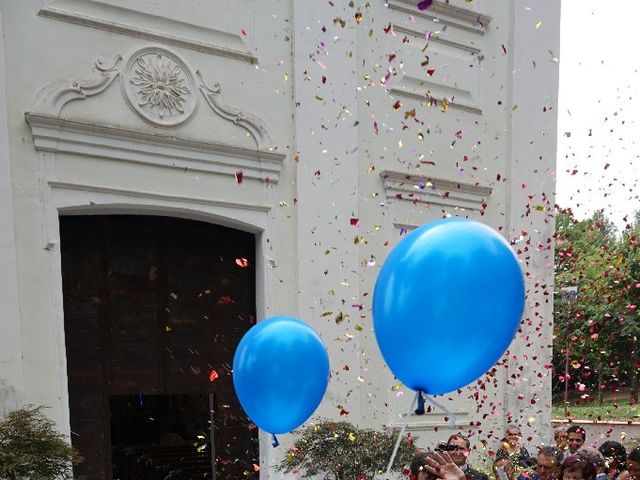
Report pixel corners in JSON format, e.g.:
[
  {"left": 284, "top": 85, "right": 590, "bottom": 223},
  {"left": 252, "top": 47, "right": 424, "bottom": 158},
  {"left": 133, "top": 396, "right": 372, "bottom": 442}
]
[{"left": 60, "top": 215, "right": 258, "bottom": 479}]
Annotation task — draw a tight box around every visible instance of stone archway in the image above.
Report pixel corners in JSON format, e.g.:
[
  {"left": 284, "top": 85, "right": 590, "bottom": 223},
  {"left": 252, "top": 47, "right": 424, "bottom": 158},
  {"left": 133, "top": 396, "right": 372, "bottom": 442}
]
[{"left": 60, "top": 214, "right": 258, "bottom": 480}]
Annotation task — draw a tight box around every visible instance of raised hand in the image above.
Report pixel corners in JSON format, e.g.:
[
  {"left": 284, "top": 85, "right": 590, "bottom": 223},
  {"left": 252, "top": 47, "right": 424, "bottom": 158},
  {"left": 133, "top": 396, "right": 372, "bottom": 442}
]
[{"left": 425, "top": 451, "right": 466, "bottom": 480}]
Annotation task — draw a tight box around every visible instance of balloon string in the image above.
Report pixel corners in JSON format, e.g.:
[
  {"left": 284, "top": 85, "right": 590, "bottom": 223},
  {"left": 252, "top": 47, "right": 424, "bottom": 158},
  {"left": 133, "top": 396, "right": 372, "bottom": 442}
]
[
  {"left": 384, "top": 390, "right": 419, "bottom": 479},
  {"left": 423, "top": 395, "right": 456, "bottom": 427},
  {"left": 271, "top": 433, "right": 279, "bottom": 447}
]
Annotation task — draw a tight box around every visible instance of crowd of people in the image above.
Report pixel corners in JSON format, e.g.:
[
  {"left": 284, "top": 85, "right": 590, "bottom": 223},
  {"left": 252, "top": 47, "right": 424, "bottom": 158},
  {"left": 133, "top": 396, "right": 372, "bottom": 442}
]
[{"left": 410, "top": 425, "right": 638, "bottom": 480}]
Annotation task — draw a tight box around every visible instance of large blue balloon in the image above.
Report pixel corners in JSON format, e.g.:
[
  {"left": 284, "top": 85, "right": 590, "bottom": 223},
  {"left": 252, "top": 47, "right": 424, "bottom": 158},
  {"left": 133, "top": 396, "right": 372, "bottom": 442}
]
[
  {"left": 373, "top": 218, "right": 524, "bottom": 394},
  {"left": 232, "top": 316, "right": 330, "bottom": 434}
]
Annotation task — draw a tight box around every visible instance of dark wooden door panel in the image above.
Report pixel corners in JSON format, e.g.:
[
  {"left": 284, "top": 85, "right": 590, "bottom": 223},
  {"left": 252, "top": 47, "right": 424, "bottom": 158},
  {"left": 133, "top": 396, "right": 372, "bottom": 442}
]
[{"left": 61, "top": 215, "right": 258, "bottom": 480}]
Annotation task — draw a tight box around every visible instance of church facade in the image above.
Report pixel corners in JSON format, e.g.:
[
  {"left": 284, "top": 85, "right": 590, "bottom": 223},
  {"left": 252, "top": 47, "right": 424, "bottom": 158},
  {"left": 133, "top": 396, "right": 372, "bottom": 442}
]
[{"left": 0, "top": 1, "right": 560, "bottom": 478}]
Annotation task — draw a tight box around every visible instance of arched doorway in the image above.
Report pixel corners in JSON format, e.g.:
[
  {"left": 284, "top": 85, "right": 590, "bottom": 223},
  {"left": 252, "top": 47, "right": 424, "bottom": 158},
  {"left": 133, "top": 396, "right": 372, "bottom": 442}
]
[{"left": 60, "top": 215, "right": 258, "bottom": 479}]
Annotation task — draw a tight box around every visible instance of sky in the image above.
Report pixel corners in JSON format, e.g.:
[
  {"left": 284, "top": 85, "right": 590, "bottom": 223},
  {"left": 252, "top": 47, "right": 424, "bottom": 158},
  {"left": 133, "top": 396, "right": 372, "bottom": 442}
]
[{"left": 556, "top": 0, "right": 640, "bottom": 231}]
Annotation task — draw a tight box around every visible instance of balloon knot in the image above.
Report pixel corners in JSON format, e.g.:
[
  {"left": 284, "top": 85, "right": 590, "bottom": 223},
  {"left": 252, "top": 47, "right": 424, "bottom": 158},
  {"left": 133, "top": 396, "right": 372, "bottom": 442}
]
[
  {"left": 414, "top": 391, "right": 426, "bottom": 415},
  {"left": 271, "top": 433, "right": 279, "bottom": 447}
]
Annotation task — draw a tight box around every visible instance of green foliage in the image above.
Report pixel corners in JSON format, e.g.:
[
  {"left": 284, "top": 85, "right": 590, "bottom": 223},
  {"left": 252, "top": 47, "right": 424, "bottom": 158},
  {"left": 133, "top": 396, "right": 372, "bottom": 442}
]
[
  {"left": 277, "top": 421, "right": 417, "bottom": 480},
  {"left": 553, "top": 207, "right": 640, "bottom": 405},
  {"left": 551, "top": 399, "right": 640, "bottom": 421},
  {"left": 0, "top": 405, "right": 80, "bottom": 480}
]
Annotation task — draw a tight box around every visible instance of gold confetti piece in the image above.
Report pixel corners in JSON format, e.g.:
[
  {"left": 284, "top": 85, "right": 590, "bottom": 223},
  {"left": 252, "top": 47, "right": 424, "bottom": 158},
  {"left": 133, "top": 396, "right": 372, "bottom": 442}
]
[
  {"left": 321, "top": 311, "right": 333, "bottom": 317},
  {"left": 335, "top": 312, "right": 349, "bottom": 324},
  {"left": 441, "top": 97, "right": 448, "bottom": 112},
  {"left": 391, "top": 383, "right": 402, "bottom": 391},
  {"left": 398, "top": 139, "right": 403, "bottom": 148},
  {"left": 355, "top": 12, "right": 362, "bottom": 23},
  {"left": 535, "top": 20, "right": 542, "bottom": 29},
  {"left": 348, "top": 432, "right": 356, "bottom": 442},
  {"left": 355, "top": 324, "right": 364, "bottom": 331}
]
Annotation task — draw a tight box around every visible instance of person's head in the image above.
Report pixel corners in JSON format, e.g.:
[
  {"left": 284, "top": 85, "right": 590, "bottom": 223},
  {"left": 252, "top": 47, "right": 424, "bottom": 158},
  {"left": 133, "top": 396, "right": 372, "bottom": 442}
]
[
  {"left": 555, "top": 426, "right": 569, "bottom": 450},
  {"left": 567, "top": 426, "right": 587, "bottom": 453},
  {"left": 447, "top": 434, "right": 471, "bottom": 467},
  {"left": 411, "top": 451, "right": 435, "bottom": 480},
  {"left": 578, "top": 447, "right": 605, "bottom": 475},
  {"left": 536, "top": 446, "right": 564, "bottom": 480},
  {"left": 598, "top": 441, "right": 627, "bottom": 474},
  {"left": 505, "top": 425, "right": 522, "bottom": 448},
  {"left": 493, "top": 458, "right": 516, "bottom": 480},
  {"left": 626, "top": 446, "right": 640, "bottom": 480},
  {"left": 560, "top": 454, "right": 597, "bottom": 480}
]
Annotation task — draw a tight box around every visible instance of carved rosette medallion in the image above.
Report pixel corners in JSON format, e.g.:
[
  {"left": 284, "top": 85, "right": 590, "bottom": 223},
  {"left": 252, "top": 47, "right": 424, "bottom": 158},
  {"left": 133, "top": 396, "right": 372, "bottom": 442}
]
[{"left": 121, "top": 46, "right": 197, "bottom": 127}]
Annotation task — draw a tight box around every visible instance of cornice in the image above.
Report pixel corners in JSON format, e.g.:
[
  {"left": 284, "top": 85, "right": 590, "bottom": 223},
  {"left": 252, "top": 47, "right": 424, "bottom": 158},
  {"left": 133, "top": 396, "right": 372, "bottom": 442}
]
[
  {"left": 387, "top": 0, "right": 492, "bottom": 35},
  {"left": 25, "top": 113, "right": 285, "bottom": 183},
  {"left": 380, "top": 170, "right": 492, "bottom": 211}
]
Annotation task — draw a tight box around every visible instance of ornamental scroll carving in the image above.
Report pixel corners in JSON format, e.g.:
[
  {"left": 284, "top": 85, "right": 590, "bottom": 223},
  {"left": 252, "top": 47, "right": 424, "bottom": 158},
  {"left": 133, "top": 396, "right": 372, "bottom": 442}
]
[{"left": 27, "top": 45, "right": 275, "bottom": 150}]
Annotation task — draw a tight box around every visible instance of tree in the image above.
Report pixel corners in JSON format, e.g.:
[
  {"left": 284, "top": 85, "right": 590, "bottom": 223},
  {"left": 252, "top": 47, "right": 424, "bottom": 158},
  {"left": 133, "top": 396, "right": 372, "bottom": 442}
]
[
  {"left": 0, "top": 406, "right": 80, "bottom": 480},
  {"left": 554, "top": 208, "right": 625, "bottom": 406},
  {"left": 277, "top": 421, "right": 416, "bottom": 480},
  {"left": 614, "top": 211, "right": 640, "bottom": 402}
]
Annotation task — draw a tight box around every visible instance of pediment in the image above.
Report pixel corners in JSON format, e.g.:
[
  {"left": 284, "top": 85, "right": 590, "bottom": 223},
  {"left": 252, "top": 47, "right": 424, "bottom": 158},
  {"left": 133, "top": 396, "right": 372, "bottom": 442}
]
[{"left": 25, "top": 45, "right": 285, "bottom": 182}]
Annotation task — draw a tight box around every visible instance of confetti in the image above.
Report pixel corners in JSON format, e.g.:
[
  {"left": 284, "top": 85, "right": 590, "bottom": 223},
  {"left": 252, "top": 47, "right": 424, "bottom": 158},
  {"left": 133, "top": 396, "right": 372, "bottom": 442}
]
[
  {"left": 417, "top": 0, "right": 433, "bottom": 10},
  {"left": 235, "top": 258, "right": 250, "bottom": 268}
]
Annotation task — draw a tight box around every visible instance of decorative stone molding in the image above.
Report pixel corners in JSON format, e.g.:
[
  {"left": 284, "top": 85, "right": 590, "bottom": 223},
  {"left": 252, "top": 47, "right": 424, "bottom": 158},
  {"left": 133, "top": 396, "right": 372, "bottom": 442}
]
[
  {"left": 50, "top": 181, "right": 272, "bottom": 215},
  {"left": 386, "top": 2, "right": 486, "bottom": 116},
  {"left": 380, "top": 170, "right": 492, "bottom": 211},
  {"left": 37, "top": 0, "right": 257, "bottom": 63},
  {"left": 31, "top": 56, "right": 122, "bottom": 116},
  {"left": 121, "top": 46, "right": 197, "bottom": 127},
  {"left": 25, "top": 113, "right": 285, "bottom": 183},
  {"left": 391, "top": 411, "right": 471, "bottom": 430},
  {"left": 389, "top": 83, "right": 483, "bottom": 115},
  {"left": 27, "top": 46, "right": 276, "bottom": 150},
  {"left": 387, "top": 0, "right": 492, "bottom": 35},
  {"left": 198, "top": 71, "right": 275, "bottom": 150}
]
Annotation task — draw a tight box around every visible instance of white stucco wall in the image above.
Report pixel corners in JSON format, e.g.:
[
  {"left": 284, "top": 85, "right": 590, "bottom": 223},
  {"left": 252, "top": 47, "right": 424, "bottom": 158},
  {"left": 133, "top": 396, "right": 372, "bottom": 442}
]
[
  {"left": 0, "top": 2, "right": 24, "bottom": 416},
  {"left": 0, "top": 0, "right": 560, "bottom": 477}
]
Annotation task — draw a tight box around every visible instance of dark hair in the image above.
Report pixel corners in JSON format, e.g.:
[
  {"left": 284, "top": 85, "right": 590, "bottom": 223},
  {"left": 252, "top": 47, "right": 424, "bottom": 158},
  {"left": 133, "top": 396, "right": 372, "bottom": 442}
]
[
  {"left": 561, "top": 454, "right": 597, "bottom": 480},
  {"left": 567, "top": 425, "right": 587, "bottom": 440},
  {"left": 628, "top": 446, "right": 640, "bottom": 463},
  {"left": 539, "top": 446, "right": 564, "bottom": 466},
  {"left": 578, "top": 448, "right": 604, "bottom": 471},
  {"left": 447, "top": 433, "right": 470, "bottom": 449},
  {"left": 598, "top": 441, "right": 627, "bottom": 468},
  {"left": 411, "top": 451, "right": 430, "bottom": 477}
]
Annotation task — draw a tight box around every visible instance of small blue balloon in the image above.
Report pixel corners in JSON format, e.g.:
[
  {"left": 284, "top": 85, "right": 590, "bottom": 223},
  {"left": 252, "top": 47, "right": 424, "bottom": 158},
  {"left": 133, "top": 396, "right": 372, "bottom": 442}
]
[
  {"left": 372, "top": 218, "right": 524, "bottom": 394},
  {"left": 233, "top": 316, "right": 330, "bottom": 434}
]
